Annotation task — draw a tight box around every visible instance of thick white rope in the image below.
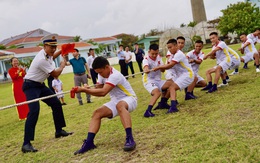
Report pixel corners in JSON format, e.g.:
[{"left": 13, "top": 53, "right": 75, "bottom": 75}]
[
  {"left": 0, "top": 91, "right": 70, "bottom": 111},
  {"left": 0, "top": 71, "right": 144, "bottom": 111}
]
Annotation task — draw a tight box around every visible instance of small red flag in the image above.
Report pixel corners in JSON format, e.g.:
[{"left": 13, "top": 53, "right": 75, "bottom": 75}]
[{"left": 61, "top": 43, "right": 75, "bottom": 56}]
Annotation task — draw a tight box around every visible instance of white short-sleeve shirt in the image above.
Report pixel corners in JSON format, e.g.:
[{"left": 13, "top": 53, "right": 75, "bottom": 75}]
[
  {"left": 213, "top": 41, "right": 231, "bottom": 64},
  {"left": 247, "top": 33, "right": 259, "bottom": 44},
  {"left": 228, "top": 47, "right": 240, "bottom": 61},
  {"left": 87, "top": 55, "right": 96, "bottom": 69},
  {"left": 142, "top": 55, "right": 164, "bottom": 84},
  {"left": 124, "top": 51, "right": 133, "bottom": 61},
  {"left": 97, "top": 67, "right": 136, "bottom": 101},
  {"left": 242, "top": 38, "right": 258, "bottom": 55},
  {"left": 186, "top": 49, "right": 204, "bottom": 74},
  {"left": 169, "top": 50, "right": 193, "bottom": 78},
  {"left": 24, "top": 49, "right": 55, "bottom": 83}
]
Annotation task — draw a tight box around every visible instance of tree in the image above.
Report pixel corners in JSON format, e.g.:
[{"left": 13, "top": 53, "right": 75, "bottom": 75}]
[
  {"left": 139, "top": 28, "right": 164, "bottom": 41},
  {"left": 7, "top": 45, "right": 18, "bottom": 49},
  {"left": 73, "top": 35, "right": 82, "bottom": 42},
  {"left": 192, "top": 35, "right": 202, "bottom": 43},
  {"left": 146, "top": 28, "right": 164, "bottom": 37},
  {"left": 187, "top": 21, "right": 197, "bottom": 28},
  {"left": 180, "top": 23, "right": 186, "bottom": 28},
  {"left": 19, "top": 57, "right": 33, "bottom": 68},
  {"left": 0, "top": 44, "right": 6, "bottom": 50},
  {"left": 217, "top": 2, "right": 260, "bottom": 35},
  {"left": 114, "top": 34, "right": 138, "bottom": 51},
  {"left": 87, "top": 40, "right": 107, "bottom": 56},
  {"left": 187, "top": 21, "right": 198, "bottom": 49},
  {"left": 139, "top": 33, "right": 146, "bottom": 40}
]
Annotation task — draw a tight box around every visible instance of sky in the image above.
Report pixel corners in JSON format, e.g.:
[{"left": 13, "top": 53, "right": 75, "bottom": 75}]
[{"left": 0, "top": 0, "right": 244, "bottom": 41}]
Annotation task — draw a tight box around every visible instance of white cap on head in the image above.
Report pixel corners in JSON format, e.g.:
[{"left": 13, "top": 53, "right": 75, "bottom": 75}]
[{"left": 41, "top": 33, "right": 58, "bottom": 46}]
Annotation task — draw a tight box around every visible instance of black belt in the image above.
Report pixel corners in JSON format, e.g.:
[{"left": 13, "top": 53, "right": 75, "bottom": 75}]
[
  {"left": 24, "top": 79, "right": 43, "bottom": 84},
  {"left": 74, "top": 72, "right": 85, "bottom": 76}
]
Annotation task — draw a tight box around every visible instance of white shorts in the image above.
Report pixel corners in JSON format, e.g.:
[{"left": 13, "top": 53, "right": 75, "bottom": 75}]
[
  {"left": 144, "top": 80, "right": 166, "bottom": 94},
  {"left": 229, "top": 59, "right": 240, "bottom": 70},
  {"left": 214, "top": 61, "right": 231, "bottom": 74},
  {"left": 196, "top": 74, "right": 205, "bottom": 84},
  {"left": 164, "top": 70, "right": 176, "bottom": 81},
  {"left": 242, "top": 52, "right": 254, "bottom": 63},
  {"left": 174, "top": 73, "right": 194, "bottom": 90},
  {"left": 104, "top": 96, "right": 137, "bottom": 118}
]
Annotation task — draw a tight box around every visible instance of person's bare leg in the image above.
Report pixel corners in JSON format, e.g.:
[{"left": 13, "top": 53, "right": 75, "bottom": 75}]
[
  {"left": 202, "top": 68, "right": 215, "bottom": 90},
  {"left": 196, "top": 80, "right": 207, "bottom": 87},
  {"left": 88, "top": 106, "right": 113, "bottom": 133},
  {"left": 187, "top": 76, "right": 198, "bottom": 92},
  {"left": 116, "top": 101, "right": 132, "bottom": 129},
  {"left": 214, "top": 66, "right": 222, "bottom": 85}
]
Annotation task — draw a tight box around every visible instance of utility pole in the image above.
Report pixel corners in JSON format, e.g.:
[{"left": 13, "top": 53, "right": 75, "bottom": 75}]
[{"left": 190, "top": 0, "right": 207, "bottom": 23}]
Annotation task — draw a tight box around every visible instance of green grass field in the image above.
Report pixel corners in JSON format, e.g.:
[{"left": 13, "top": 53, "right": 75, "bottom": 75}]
[{"left": 0, "top": 44, "right": 259, "bottom": 162}]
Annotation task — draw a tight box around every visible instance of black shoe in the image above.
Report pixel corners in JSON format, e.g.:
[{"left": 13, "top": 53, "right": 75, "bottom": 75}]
[
  {"left": 21, "top": 143, "right": 38, "bottom": 153},
  {"left": 243, "top": 65, "right": 248, "bottom": 69},
  {"left": 87, "top": 100, "right": 92, "bottom": 103},
  {"left": 79, "top": 101, "right": 83, "bottom": 105},
  {"left": 55, "top": 130, "right": 73, "bottom": 138}
]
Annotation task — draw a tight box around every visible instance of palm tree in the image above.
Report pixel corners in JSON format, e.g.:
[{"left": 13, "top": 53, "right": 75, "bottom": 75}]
[{"left": 73, "top": 35, "right": 82, "bottom": 42}]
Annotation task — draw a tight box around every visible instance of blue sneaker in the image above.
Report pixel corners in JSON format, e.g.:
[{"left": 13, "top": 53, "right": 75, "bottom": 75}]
[
  {"left": 191, "top": 92, "right": 198, "bottom": 99},
  {"left": 123, "top": 137, "right": 136, "bottom": 151},
  {"left": 160, "top": 102, "right": 170, "bottom": 109},
  {"left": 154, "top": 102, "right": 170, "bottom": 110},
  {"left": 207, "top": 87, "right": 217, "bottom": 93},
  {"left": 166, "top": 106, "right": 179, "bottom": 114},
  {"left": 144, "top": 110, "right": 155, "bottom": 117},
  {"left": 201, "top": 85, "right": 212, "bottom": 91},
  {"left": 185, "top": 93, "right": 196, "bottom": 100},
  {"left": 74, "top": 140, "right": 96, "bottom": 155}
]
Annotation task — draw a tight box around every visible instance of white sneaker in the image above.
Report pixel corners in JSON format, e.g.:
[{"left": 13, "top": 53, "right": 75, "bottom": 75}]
[
  {"left": 226, "top": 79, "right": 232, "bottom": 83},
  {"left": 229, "top": 71, "right": 239, "bottom": 75},
  {"left": 217, "top": 83, "right": 229, "bottom": 88},
  {"left": 256, "top": 68, "right": 260, "bottom": 73}
]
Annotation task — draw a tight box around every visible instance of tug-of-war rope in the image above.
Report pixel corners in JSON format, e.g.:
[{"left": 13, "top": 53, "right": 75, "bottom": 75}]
[{"left": 0, "top": 71, "right": 144, "bottom": 111}]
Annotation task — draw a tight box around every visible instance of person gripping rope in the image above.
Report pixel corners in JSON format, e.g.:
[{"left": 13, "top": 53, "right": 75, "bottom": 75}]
[
  {"left": 142, "top": 44, "right": 172, "bottom": 117},
  {"left": 202, "top": 32, "right": 232, "bottom": 93},
  {"left": 71, "top": 56, "right": 137, "bottom": 155},
  {"left": 21, "top": 34, "right": 73, "bottom": 153},
  {"left": 153, "top": 39, "right": 194, "bottom": 113},
  {"left": 186, "top": 40, "right": 207, "bottom": 96}
]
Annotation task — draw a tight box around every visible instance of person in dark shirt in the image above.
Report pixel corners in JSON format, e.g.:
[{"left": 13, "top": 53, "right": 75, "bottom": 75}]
[
  {"left": 4, "top": 71, "right": 8, "bottom": 81},
  {"left": 133, "top": 43, "right": 145, "bottom": 73}
]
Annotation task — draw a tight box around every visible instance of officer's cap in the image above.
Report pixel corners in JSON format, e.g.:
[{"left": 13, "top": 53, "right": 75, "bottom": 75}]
[{"left": 41, "top": 34, "right": 58, "bottom": 46}]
